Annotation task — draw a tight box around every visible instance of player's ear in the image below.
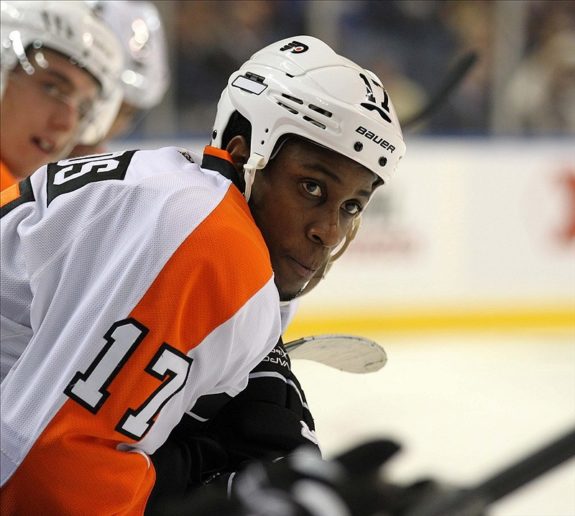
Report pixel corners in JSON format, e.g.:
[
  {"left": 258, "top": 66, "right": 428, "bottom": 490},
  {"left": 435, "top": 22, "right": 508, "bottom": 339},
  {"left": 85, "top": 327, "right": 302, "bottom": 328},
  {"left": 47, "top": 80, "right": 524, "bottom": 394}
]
[{"left": 226, "top": 135, "right": 250, "bottom": 175}]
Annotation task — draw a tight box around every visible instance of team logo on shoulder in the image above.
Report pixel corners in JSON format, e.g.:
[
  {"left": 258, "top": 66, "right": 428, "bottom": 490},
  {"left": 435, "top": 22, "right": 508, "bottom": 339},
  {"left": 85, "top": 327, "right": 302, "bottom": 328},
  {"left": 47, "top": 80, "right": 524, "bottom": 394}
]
[
  {"left": 280, "top": 41, "right": 309, "bottom": 54},
  {"left": 179, "top": 150, "right": 195, "bottom": 163},
  {"left": 46, "top": 150, "right": 137, "bottom": 205}
]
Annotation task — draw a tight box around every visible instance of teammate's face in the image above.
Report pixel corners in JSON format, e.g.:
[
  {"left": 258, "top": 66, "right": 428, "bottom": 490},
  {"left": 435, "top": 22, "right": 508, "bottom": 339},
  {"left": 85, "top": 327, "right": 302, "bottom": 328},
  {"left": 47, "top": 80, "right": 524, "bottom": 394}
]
[
  {"left": 248, "top": 138, "right": 381, "bottom": 300},
  {"left": 0, "top": 49, "right": 99, "bottom": 179}
]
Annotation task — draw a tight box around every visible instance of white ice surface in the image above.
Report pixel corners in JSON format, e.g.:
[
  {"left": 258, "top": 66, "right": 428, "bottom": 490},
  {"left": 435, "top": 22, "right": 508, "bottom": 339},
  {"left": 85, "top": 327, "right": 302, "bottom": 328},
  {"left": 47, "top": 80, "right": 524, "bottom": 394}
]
[{"left": 291, "top": 331, "right": 575, "bottom": 516}]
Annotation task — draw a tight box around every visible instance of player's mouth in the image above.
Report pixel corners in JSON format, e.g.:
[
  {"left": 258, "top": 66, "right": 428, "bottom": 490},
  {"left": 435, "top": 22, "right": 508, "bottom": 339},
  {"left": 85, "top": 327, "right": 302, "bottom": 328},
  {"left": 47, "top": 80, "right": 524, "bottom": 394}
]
[
  {"left": 32, "top": 137, "right": 56, "bottom": 154},
  {"left": 286, "top": 255, "right": 319, "bottom": 280}
]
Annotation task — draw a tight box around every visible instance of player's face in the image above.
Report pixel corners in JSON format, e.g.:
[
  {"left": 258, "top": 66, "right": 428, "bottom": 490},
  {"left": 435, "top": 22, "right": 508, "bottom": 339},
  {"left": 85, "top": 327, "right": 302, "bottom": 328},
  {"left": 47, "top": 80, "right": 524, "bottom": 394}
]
[
  {"left": 249, "top": 138, "right": 382, "bottom": 300},
  {"left": 0, "top": 49, "right": 99, "bottom": 179}
]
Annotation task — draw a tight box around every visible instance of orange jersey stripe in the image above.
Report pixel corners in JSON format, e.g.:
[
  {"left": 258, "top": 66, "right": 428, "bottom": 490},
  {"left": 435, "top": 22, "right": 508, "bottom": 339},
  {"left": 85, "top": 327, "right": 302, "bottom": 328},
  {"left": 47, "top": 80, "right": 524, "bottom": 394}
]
[
  {"left": 203, "top": 145, "right": 234, "bottom": 162},
  {"left": 0, "top": 182, "right": 20, "bottom": 207},
  {"left": 1, "top": 186, "right": 273, "bottom": 514},
  {"left": 0, "top": 161, "right": 17, "bottom": 192}
]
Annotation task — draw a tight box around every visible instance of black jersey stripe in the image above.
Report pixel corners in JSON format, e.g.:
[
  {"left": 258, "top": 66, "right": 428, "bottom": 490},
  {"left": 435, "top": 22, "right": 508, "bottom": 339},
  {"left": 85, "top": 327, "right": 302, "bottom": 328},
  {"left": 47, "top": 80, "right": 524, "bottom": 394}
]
[{"left": 0, "top": 177, "right": 35, "bottom": 218}]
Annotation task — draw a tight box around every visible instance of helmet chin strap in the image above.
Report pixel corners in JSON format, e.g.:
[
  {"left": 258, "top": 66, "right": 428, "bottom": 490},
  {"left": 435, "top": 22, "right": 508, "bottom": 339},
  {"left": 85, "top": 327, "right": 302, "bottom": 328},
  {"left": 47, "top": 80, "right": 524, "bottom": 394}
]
[
  {"left": 298, "top": 216, "right": 362, "bottom": 297},
  {"left": 243, "top": 154, "right": 265, "bottom": 201},
  {"left": 243, "top": 139, "right": 290, "bottom": 201}
]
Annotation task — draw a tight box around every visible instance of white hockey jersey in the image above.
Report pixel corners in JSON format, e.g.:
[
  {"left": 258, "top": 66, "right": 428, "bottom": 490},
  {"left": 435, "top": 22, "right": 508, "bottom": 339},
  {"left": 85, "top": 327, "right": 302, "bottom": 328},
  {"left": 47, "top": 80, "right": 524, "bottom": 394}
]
[{"left": 0, "top": 146, "right": 282, "bottom": 514}]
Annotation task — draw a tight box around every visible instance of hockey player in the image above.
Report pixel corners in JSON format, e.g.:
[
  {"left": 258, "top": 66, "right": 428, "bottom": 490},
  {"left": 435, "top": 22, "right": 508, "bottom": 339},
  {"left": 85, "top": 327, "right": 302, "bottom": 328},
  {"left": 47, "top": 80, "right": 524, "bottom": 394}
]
[
  {"left": 68, "top": 0, "right": 171, "bottom": 157},
  {"left": 0, "top": 0, "right": 123, "bottom": 189},
  {"left": 0, "top": 35, "right": 405, "bottom": 514}
]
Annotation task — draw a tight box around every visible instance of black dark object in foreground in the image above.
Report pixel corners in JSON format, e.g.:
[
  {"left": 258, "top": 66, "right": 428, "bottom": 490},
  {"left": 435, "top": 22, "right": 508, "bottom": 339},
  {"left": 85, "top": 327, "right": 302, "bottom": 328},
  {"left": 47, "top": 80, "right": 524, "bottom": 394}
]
[{"left": 407, "top": 426, "right": 575, "bottom": 516}]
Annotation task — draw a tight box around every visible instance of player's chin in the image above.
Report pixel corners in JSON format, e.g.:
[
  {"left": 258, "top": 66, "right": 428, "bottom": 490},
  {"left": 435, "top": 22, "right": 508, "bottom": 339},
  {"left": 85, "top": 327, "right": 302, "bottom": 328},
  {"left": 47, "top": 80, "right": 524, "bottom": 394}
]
[{"left": 274, "top": 275, "right": 306, "bottom": 302}]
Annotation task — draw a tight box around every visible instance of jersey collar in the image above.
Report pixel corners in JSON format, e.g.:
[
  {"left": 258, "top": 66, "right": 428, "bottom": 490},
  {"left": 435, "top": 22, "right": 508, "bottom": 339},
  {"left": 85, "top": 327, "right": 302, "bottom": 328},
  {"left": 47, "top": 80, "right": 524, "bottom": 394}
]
[{"left": 202, "top": 146, "right": 244, "bottom": 192}]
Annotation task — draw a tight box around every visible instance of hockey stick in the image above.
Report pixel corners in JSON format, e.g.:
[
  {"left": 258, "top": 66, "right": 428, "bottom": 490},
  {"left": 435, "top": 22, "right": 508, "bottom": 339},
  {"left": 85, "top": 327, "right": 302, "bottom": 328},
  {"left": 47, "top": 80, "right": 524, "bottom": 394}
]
[
  {"left": 407, "top": 425, "right": 575, "bottom": 516},
  {"left": 401, "top": 50, "right": 479, "bottom": 131},
  {"left": 284, "top": 334, "right": 387, "bottom": 374}
]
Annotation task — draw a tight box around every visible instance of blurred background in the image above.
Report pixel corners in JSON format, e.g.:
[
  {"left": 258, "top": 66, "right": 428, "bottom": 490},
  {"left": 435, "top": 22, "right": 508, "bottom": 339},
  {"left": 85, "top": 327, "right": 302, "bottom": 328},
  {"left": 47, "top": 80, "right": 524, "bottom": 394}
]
[
  {"left": 112, "top": 1, "right": 574, "bottom": 514},
  {"left": 130, "top": 0, "right": 575, "bottom": 139}
]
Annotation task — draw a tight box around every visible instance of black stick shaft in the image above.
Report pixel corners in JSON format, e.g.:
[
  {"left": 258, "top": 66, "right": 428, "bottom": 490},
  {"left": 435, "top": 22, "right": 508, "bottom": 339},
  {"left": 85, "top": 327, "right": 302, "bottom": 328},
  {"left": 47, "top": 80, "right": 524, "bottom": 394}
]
[
  {"left": 409, "top": 426, "right": 575, "bottom": 516},
  {"left": 474, "top": 426, "right": 575, "bottom": 504},
  {"left": 401, "top": 51, "right": 479, "bottom": 130}
]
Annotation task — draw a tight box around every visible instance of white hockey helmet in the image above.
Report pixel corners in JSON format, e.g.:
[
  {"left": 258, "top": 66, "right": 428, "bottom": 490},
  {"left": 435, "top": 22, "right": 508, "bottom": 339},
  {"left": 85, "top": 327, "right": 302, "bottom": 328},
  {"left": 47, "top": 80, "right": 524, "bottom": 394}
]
[
  {"left": 212, "top": 35, "right": 406, "bottom": 200},
  {"left": 86, "top": 0, "right": 170, "bottom": 110},
  {"left": 0, "top": 0, "right": 124, "bottom": 145}
]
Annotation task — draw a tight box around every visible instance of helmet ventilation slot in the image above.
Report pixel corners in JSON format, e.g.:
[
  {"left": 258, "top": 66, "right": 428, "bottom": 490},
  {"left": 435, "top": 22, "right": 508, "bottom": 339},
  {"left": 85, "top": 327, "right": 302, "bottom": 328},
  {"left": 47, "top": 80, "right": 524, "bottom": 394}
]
[
  {"left": 303, "top": 116, "right": 326, "bottom": 130},
  {"left": 276, "top": 95, "right": 328, "bottom": 130},
  {"left": 309, "top": 104, "right": 332, "bottom": 118},
  {"left": 281, "top": 93, "right": 303, "bottom": 104},
  {"left": 277, "top": 101, "right": 298, "bottom": 115}
]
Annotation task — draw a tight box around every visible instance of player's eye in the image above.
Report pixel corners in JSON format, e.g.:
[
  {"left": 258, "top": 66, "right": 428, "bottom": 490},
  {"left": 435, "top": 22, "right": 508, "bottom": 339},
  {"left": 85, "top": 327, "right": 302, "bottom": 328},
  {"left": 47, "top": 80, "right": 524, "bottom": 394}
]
[
  {"left": 302, "top": 181, "right": 322, "bottom": 198},
  {"left": 40, "top": 80, "right": 94, "bottom": 121},
  {"left": 41, "top": 81, "right": 65, "bottom": 98},
  {"left": 342, "top": 201, "right": 362, "bottom": 216}
]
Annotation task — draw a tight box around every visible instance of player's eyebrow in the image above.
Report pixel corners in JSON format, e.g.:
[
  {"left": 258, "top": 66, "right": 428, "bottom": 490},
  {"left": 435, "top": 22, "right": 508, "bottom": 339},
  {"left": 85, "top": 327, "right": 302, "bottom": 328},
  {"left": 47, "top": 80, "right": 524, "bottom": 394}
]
[
  {"left": 303, "top": 161, "right": 375, "bottom": 198},
  {"left": 43, "top": 69, "right": 76, "bottom": 89}
]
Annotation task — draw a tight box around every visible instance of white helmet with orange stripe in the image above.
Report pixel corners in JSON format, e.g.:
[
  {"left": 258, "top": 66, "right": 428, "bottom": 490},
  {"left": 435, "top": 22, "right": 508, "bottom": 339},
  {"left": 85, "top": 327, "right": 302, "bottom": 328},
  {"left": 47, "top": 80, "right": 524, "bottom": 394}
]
[{"left": 211, "top": 35, "right": 406, "bottom": 201}]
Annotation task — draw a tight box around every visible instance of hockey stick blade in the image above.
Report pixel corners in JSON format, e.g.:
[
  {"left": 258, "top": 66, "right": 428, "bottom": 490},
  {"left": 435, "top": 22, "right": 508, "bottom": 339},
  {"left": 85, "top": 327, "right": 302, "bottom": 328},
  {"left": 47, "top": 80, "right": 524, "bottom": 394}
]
[
  {"left": 284, "top": 334, "right": 387, "bottom": 374},
  {"left": 407, "top": 425, "right": 575, "bottom": 516},
  {"left": 401, "top": 50, "right": 479, "bottom": 131}
]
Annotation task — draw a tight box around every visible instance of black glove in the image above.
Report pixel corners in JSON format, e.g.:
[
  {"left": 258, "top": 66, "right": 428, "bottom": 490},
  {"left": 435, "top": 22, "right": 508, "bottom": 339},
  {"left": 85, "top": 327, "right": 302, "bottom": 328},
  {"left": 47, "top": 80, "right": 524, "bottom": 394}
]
[
  {"left": 153, "top": 438, "right": 452, "bottom": 516},
  {"left": 153, "top": 439, "right": 401, "bottom": 516},
  {"left": 231, "top": 440, "right": 402, "bottom": 516},
  {"left": 146, "top": 339, "right": 318, "bottom": 514},
  {"left": 229, "top": 442, "right": 479, "bottom": 516},
  {"left": 203, "top": 338, "right": 319, "bottom": 466}
]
